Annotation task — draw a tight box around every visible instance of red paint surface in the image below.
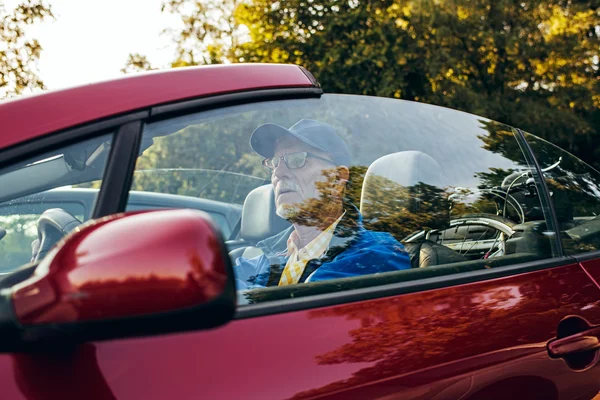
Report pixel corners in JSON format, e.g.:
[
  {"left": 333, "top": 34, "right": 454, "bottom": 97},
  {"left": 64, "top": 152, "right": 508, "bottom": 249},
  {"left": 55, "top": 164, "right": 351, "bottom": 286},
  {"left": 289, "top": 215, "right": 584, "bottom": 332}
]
[
  {"left": 12, "top": 209, "right": 228, "bottom": 324},
  {"left": 0, "top": 64, "right": 313, "bottom": 149},
  {"left": 2, "top": 263, "right": 600, "bottom": 399},
  {"left": 580, "top": 257, "right": 600, "bottom": 290}
]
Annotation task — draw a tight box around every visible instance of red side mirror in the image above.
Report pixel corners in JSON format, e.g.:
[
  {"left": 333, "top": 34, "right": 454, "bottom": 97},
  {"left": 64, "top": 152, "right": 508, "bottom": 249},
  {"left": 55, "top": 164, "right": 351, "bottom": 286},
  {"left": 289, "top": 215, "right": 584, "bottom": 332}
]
[{"left": 0, "top": 209, "right": 236, "bottom": 350}]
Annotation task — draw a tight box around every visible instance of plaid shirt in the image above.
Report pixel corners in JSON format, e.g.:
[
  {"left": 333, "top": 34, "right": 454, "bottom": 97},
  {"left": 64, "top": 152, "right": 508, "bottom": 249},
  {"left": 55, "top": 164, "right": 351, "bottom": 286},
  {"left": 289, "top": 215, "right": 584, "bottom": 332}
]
[{"left": 278, "top": 212, "right": 345, "bottom": 286}]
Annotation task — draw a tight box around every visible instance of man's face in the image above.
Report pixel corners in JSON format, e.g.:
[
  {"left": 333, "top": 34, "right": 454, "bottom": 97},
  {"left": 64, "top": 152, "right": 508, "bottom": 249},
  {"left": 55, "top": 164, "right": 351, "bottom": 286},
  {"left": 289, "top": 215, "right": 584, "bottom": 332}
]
[{"left": 271, "top": 135, "right": 336, "bottom": 219}]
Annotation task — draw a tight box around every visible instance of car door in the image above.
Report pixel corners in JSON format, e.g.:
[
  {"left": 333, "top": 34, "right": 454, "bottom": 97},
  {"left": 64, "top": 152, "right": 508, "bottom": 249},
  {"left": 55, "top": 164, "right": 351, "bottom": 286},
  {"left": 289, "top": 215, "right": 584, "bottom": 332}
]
[{"left": 2, "top": 93, "right": 600, "bottom": 400}]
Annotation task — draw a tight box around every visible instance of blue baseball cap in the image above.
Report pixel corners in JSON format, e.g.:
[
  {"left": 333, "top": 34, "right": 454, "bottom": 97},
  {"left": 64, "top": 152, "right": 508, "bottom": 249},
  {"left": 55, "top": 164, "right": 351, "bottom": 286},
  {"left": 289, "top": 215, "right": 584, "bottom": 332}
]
[{"left": 250, "top": 119, "right": 352, "bottom": 166}]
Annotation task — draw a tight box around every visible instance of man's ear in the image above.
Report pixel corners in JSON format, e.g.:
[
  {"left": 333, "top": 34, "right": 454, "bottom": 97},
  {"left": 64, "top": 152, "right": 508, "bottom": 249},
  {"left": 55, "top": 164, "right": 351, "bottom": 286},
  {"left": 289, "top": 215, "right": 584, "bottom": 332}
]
[{"left": 336, "top": 166, "right": 350, "bottom": 185}]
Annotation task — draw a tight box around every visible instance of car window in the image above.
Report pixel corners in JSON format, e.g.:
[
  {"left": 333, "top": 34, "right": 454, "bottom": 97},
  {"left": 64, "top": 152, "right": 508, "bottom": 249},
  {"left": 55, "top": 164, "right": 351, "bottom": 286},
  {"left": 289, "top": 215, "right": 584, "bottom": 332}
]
[
  {"left": 523, "top": 132, "right": 600, "bottom": 255},
  {"left": 131, "top": 95, "right": 556, "bottom": 304},
  {"left": 0, "top": 134, "right": 113, "bottom": 273}
]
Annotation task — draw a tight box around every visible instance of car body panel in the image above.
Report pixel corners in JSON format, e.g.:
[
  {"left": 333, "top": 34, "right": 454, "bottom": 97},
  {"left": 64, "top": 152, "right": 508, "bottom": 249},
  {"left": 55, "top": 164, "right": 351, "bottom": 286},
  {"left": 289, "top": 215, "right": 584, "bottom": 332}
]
[
  {"left": 0, "top": 64, "right": 314, "bottom": 149},
  {"left": 1, "top": 263, "right": 599, "bottom": 399},
  {"left": 577, "top": 257, "right": 600, "bottom": 291}
]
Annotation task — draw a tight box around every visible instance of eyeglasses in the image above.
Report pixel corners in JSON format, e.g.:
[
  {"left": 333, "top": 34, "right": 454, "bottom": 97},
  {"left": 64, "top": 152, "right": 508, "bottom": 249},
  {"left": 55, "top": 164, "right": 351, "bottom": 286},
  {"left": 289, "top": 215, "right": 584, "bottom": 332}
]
[{"left": 262, "top": 151, "right": 334, "bottom": 171}]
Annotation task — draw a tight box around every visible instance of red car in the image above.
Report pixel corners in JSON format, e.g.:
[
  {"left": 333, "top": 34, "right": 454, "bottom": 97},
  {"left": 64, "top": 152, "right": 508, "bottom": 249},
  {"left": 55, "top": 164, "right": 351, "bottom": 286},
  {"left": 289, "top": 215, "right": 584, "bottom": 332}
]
[{"left": 1, "top": 64, "right": 600, "bottom": 400}]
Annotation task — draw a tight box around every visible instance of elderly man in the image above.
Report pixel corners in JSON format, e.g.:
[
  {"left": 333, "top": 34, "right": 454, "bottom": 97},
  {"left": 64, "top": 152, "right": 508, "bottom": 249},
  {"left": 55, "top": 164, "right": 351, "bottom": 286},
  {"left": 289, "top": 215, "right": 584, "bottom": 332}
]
[{"left": 234, "top": 119, "right": 410, "bottom": 289}]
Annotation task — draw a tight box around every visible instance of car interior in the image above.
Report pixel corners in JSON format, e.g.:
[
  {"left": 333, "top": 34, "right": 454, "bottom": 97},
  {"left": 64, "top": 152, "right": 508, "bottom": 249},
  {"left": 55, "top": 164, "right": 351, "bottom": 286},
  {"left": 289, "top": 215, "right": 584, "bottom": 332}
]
[{"left": 232, "top": 150, "right": 554, "bottom": 299}]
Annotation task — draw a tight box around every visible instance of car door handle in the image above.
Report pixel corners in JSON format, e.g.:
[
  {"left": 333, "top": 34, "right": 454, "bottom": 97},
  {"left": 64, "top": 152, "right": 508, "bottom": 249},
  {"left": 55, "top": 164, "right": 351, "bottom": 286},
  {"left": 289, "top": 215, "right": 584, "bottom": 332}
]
[{"left": 547, "top": 326, "right": 600, "bottom": 358}]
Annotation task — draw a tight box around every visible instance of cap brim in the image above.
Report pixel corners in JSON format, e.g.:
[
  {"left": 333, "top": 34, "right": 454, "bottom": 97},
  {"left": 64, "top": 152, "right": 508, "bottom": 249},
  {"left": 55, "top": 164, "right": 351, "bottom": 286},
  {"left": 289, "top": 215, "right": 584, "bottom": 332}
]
[
  {"left": 250, "top": 123, "right": 331, "bottom": 159},
  {"left": 249, "top": 123, "right": 290, "bottom": 159}
]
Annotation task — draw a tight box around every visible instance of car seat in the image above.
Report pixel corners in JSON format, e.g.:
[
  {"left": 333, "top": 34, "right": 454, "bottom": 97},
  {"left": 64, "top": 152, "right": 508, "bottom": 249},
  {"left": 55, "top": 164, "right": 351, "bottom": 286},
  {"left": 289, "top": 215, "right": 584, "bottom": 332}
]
[
  {"left": 227, "top": 184, "right": 291, "bottom": 261},
  {"left": 359, "top": 151, "right": 468, "bottom": 268}
]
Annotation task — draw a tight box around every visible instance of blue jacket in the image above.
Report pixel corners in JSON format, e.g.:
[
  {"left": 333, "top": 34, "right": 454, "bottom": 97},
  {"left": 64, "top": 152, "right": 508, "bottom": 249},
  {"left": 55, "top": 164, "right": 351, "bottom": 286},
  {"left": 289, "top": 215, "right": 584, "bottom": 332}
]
[{"left": 234, "top": 206, "right": 411, "bottom": 289}]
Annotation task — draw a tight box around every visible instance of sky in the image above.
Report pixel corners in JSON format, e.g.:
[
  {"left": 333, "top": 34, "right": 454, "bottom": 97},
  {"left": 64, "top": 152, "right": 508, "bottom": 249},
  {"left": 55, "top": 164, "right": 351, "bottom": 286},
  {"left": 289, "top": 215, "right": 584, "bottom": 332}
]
[{"left": 6, "top": 0, "right": 182, "bottom": 90}]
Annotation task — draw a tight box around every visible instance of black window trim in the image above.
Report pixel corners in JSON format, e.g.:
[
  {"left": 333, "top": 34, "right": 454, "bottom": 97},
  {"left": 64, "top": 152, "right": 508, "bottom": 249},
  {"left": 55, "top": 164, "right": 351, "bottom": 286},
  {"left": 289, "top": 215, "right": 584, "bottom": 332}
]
[
  {"left": 0, "top": 111, "right": 148, "bottom": 171},
  {"left": 571, "top": 249, "right": 600, "bottom": 263},
  {"left": 92, "top": 121, "right": 143, "bottom": 218},
  {"left": 149, "top": 87, "right": 324, "bottom": 122},
  {"left": 0, "top": 111, "right": 149, "bottom": 224},
  {"left": 514, "top": 128, "right": 564, "bottom": 257},
  {"left": 516, "top": 128, "right": 600, "bottom": 261}
]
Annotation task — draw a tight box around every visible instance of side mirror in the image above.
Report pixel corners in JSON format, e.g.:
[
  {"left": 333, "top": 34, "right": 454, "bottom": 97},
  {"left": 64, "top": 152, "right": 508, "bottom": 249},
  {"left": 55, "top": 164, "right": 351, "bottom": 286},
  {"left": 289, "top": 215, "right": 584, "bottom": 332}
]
[{"left": 0, "top": 209, "right": 236, "bottom": 351}]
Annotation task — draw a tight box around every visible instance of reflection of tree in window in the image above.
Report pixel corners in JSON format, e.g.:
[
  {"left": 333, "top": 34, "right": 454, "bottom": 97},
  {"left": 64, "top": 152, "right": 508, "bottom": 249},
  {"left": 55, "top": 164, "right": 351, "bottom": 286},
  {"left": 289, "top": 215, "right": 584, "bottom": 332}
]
[
  {"left": 285, "top": 272, "right": 583, "bottom": 400},
  {"left": 358, "top": 168, "right": 450, "bottom": 240},
  {"left": 134, "top": 106, "right": 319, "bottom": 204},
  {"left": 477, "top": 121, "right": 527, "bottom": 167},
  {"left": 524, "top": 133, "right": 600, "bottom": 254}
]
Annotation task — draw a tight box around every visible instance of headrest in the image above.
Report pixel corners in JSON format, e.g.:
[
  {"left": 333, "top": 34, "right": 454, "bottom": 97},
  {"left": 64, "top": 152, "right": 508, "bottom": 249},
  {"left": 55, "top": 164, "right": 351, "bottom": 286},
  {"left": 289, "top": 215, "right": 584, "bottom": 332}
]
[
  {"left": 241, "top": 184, "right": 291, "bottom": 242},
  {"left": 360, "top": 151, "right": 448, "bottom": 234}
]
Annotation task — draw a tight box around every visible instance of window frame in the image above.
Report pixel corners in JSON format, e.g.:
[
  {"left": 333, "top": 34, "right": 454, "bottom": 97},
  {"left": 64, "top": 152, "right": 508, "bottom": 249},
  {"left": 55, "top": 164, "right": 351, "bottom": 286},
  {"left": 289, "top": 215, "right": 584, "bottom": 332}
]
[
  {"left": 514, "top": 128, "right": 564, "bottom": 257},
  {"left": 121, "top": 92, "right": 578, "bottom": 319}
]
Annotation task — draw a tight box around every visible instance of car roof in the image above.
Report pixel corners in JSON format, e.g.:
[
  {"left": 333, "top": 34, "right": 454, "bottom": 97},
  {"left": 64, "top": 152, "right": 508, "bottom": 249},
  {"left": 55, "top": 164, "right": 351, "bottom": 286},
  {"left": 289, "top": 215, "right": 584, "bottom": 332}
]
[{"left": 0, "top": 63, "right": 316, "bottom": 149}]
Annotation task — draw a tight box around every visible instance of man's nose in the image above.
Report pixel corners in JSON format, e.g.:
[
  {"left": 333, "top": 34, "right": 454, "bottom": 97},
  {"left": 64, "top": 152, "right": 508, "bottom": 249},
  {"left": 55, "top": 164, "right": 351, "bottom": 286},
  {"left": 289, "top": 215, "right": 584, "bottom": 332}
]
[{"left": 272, "top": 158, "right": 292, "bottom": 180}]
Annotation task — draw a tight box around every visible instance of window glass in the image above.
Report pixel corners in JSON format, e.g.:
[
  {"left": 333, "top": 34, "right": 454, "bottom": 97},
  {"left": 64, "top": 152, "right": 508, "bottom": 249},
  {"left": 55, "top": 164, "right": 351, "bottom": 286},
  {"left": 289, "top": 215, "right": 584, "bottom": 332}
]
[
  {"left": 523, "top": 132, "right": 600, "bottom": 255},
  {"left": 131, "top": 95, "right": 554, "bottom": 304},
  {"left": 0, "top": 134, "right": 113, "bottom": 273}
]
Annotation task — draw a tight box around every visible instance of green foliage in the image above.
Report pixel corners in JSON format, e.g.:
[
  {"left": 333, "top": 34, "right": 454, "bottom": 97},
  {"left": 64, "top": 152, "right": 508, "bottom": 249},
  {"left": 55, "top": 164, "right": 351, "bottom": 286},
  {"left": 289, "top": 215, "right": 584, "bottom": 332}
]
[
  {"left": 133, "top": 122, "right": 266, "bottom": 204},
  {"left": 235, "top": 0, "right": 599, "bottom": 165},
  {"left": 121, "top": 53, "right": 156, "bottom": 74},
  {"left": 125, "top": 0, "right": 600, "bottom": 171},
  {"left": 163, "top": 0, "right": 246, "bottom": 66},
  {"left": 131, "top": 105, "right": 323, "bottom": 203},
  {"left": 0, "top": 0, "right": 53, "bottom": 99},
  {"left": 360, "top": 170, "right": 451, "bottom": 239}
]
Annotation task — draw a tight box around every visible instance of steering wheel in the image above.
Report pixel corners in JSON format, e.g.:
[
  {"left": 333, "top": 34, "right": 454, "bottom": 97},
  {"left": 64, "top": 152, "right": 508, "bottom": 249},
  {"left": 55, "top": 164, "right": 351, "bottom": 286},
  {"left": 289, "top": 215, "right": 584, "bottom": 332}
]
[{"left": 31, "top": 208, "right": 82, "bottom": 263}]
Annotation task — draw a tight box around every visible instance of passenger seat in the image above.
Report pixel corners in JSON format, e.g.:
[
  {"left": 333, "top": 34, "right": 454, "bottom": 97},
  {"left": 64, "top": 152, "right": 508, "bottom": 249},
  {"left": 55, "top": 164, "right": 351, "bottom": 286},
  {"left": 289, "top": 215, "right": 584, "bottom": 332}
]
[{"left": 360, "top": 151, "right": 468, "bottom": 268}]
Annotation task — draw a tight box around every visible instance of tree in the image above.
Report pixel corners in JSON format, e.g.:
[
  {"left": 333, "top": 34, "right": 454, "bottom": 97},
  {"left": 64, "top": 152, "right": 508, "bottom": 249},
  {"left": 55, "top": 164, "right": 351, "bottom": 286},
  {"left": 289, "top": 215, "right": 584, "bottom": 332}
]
[
  {"left": 122, "top": 0, "right": 247, "bottom": 72},
  {"left": 0, "top": 0, "right": 53, "bottom": 99},
  {"left": 120, "top": 53, "right": 156, "bottom": 74},
  {"left": 124, "top": 0, "right": 599, "bottom": 171},
  {"left": 162, "top": 0, "right": 246, "bottom": 66},
  {"left": 234, "top": 0, "right": 599, "bottom": 167}
]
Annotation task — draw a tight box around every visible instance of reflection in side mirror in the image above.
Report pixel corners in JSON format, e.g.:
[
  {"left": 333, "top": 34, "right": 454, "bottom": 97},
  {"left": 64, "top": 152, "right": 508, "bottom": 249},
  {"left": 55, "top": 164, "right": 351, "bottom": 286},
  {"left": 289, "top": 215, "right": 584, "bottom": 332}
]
[{"left": 0, "top": 209, "right": 236, "bottom": 351}]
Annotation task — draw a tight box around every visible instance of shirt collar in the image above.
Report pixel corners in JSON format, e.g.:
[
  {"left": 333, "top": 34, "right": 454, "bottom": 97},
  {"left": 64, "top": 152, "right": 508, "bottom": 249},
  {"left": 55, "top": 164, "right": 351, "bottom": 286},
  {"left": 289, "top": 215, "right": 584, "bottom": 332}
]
[{"left": 285, "top": 210, "right": 346, "bottom": 257}]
